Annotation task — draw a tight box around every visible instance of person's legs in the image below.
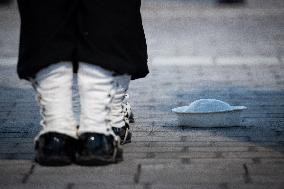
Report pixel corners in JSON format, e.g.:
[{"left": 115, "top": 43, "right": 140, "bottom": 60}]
[
  {"left": 76, "top": 62, "right": 124, "bottom": 164},
  {"left": 31, "top": 62, "right": 78, "bottom": 165}
]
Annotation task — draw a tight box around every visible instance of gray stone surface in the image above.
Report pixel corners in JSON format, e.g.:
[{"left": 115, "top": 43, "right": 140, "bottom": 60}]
[{"left": 0, "top": 0, "right": 284, "bottom": 189}]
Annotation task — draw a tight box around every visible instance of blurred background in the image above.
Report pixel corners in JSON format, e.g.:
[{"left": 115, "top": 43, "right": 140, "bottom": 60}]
[{"left": 0, "top": 0, "right": 283, "bottom": 60}]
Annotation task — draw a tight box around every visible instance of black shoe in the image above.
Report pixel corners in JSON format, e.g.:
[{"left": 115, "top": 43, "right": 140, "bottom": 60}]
[
  {"left": 129, "top": 111, "right": 135, "bottom": 123},
  {"left": 75, "top": 133, "right": 123, "bottom": 165},
  {"left": 112, "top": 124, "right": 132, "bottom": 145},
  {"left": 35, "top": 132, "right": 77, "bottom": 166}
]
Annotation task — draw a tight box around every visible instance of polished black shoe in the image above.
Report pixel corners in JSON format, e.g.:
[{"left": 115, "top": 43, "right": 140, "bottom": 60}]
[
  {"left": 35, "top": 132, "right": 77, "bottom": 166},
  {"left": 75, "top": 133, "right": 123, "bottom": 165},
  {"left": 112, "top": 124, "right": 132, "bottom": 145}
]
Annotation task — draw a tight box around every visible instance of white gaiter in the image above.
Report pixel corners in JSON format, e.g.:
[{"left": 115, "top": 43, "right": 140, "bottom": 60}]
[
  {"left": 77, "top": 62, "right": 130, "bottom": 135},
  {"left": 31, "top": 62, "right": 78, "bottom": 139},
  {"left": 110, "top": 75, "right": 131, "bottom": 128}
]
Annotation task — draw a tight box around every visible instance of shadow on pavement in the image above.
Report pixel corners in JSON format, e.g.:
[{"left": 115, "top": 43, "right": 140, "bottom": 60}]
[
  {"left": 132, "top": 83, "right": 284, "bottom": 155},
  {"left": 0, "top": 82, "right": 283, "bottom": 160}
]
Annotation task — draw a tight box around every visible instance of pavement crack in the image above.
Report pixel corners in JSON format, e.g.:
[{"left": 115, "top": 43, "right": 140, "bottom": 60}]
[
  {"left": 22, "top": 163, "right": 36, "bottom": 184},
  {"left": 248, "top": 146, "right": 257, "bottom": 152},
  {"left": 66, "top": 183, "right": 75, "bottom": 189},
  {"left": 148, "top": 126, "right": 155, "bottom": 136},
  {"left": 181, "top": 158, "right": 191, "bottom": 164},
  {"left": 215, "top": 151, "right": 224, "bottom": 158},
  {"left": 146, "top": 152, "right": 155, "bottom": 158},
  {"left": 181, "top": 146, "right": 189, "bottom": 153},
  {"left": 180, "top": 136, "right": 187, "bottom": 142},
  {"left": 219, "top": 182, "right": 229, "bottom": 189},
  {"left": 134, "top": 164, "right": 142, "bottom": 184},
  {"left": 143, "top": 182, "right": 152, "bottom": 189},
  {"left": 13, "top": 142, "right": 20, "bottom": 148},
  {"left": 275, "top": 130, "right": 282, "bottom": 136},
  {"left": 252, "top": 157, "right": 261, "bottom": 164},
  {"left": 242, "top": 163, "right": 252, "bottom": 184}
]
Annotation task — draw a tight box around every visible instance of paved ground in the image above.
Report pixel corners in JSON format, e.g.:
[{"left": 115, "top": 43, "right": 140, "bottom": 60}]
[{"left": 0, "top": 0, "right": 284, "bottom": 189}]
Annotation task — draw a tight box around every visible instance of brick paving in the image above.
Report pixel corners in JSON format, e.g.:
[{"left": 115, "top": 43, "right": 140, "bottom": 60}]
[{"left": 0, "top": 0, "right": 284, "bottom": 189}]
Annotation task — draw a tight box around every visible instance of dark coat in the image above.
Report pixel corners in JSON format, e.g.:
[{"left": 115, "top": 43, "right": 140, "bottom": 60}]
[{"left": 17, "top": 0, "right": 149, "bottom": 80}]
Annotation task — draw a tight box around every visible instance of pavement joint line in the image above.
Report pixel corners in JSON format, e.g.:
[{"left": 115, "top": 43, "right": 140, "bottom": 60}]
[
  {"left": 219, "top": 183, "right": 229, "bottom": 189},
  {"left": 242, "top": 163, "right": 252, "bottom": 184},
  {"left": 133, "top": 164, "right": 142, "bottom": 184},
  {"left": 21, "top": 163, "right": 35, "bottom": 184}
]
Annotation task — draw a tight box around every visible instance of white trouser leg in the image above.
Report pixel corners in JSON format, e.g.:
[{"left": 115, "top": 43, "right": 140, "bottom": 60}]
[
  {"left": 30, "top": 62, "right": 78, "bottom": 139},
  {"left": 110, "top": 75, "right": 131, "bottom": 128},
  {"left": 77, "top": 62, "right": 130, "bottom": 135}
]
